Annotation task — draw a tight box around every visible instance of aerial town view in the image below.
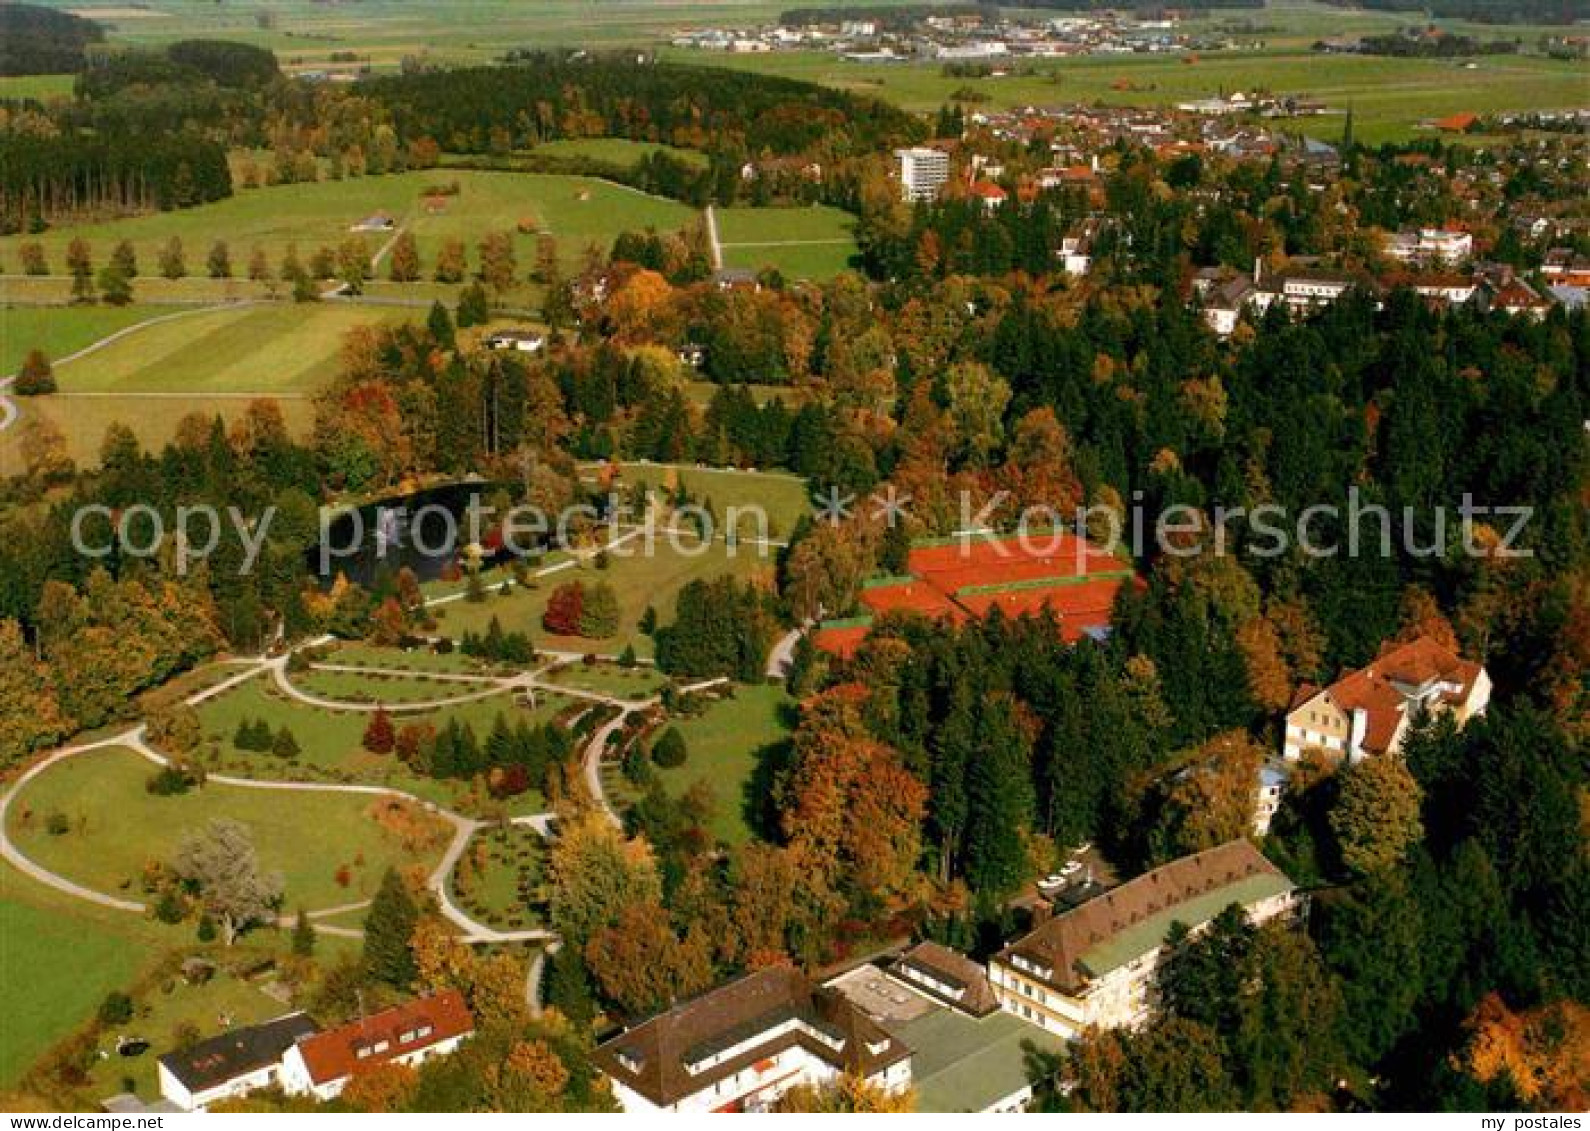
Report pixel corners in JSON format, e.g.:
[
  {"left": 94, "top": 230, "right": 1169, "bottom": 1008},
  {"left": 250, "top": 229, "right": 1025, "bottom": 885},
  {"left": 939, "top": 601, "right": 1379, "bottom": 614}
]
[{"left": 0, "top": 0, "right": 1584, "bottom": 1118}]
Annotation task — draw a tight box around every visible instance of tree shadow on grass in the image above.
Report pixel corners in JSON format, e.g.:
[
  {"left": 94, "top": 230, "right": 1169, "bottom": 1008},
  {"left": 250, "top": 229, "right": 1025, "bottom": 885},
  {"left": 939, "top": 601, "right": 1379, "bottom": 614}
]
[{"left": 741, "top": 735, "right": 794, "bottom": 842}]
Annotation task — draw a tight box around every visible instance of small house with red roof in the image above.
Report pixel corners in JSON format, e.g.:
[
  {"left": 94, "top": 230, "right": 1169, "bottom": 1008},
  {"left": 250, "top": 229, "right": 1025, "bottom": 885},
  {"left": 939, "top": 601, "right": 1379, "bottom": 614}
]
[
  {"left": 968, "top": 181, "right": 1008, "bottom": 212},
  {"left": 279, "top": 991, "right": 475, "bottom": 1101}
]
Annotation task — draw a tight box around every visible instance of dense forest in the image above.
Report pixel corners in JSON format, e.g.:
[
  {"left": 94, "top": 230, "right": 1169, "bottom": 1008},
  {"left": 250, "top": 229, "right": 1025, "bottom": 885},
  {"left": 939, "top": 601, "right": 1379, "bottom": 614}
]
[{"left": 0, "top": 3, "right": 102, "bottom": 76}]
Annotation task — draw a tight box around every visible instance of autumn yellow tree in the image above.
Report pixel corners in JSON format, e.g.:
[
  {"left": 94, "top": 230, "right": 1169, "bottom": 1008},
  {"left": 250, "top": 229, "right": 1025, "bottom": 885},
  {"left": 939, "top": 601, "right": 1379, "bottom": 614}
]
[{"left": 776, "top": 1074, "right": 915, "bottom": 1112}]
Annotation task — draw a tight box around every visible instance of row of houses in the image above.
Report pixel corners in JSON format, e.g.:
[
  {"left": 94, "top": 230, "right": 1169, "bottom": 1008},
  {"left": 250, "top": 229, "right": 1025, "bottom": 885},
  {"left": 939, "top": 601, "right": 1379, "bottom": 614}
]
[
  {"left": 592, "top": 839, "right": 1298, "bottom": 1113},
  {"left": 1195, "top": 256, "right": 1557, "bottom": 336},
  {"left": 152, "top": 991, "right": 474, "bottom": 1111}
]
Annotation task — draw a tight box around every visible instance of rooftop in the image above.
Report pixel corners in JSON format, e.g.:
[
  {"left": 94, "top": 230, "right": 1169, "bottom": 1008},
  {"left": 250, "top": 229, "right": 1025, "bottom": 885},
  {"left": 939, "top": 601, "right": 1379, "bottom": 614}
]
[
  {"left": 157, "top": 1012, "right": 320, "bottom": 1094},
  {"left": 886, "top": 1005, "right": 1066, "bottom": 1113}
]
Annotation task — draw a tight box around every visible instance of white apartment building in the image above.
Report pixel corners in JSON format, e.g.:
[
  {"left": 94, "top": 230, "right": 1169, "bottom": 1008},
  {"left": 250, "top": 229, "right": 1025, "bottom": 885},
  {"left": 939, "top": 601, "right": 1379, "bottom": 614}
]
[{"left": 895, "top": 146, "right": 951, "bottom": 202}]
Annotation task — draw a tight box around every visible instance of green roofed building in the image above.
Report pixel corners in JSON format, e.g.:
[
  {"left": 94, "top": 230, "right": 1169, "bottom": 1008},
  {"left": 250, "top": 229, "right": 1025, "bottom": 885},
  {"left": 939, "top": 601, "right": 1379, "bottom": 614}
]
[{"left": 988, "top": 839, "right": 1298, "bottom": 1039}]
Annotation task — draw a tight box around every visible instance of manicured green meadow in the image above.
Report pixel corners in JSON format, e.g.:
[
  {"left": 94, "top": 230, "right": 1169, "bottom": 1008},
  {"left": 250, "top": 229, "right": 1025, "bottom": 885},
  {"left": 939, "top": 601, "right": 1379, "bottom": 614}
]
[
  {"left": 290, "top": 666, "right": 496, "bottom": 705},
  {"left": 0, "top": 73, "right": 74, "bottom": 100},
  {"left": 449, "top": 824, "right": 547, "bottom": 932},
  {"left": 7, "top": 745, "right": 450, "bottom": 909},
  {"left": 320, "top": 641, "right": 493, "bottom": 675},
  {"left": 647, "top": 684, "right": 794, "bottom": 845},
  {"left": 50, "top": 304, "right": 412, "bottom": 394},
  {"left": 716, "top": 205, "right": 859, "bottom": 280},
  {"left": 607, "top": 461, "right": 811, "bottom": 535},
  {"left": 431, "top": 539, "right": 778, "bottom": 659},
  {"left": 544, "top": 661, "right": 670, "bottom": 701},
  {"left": 529, "top": 136, "right": 710, "bottom": 169},
  {"left": 192, "top": 673, "right": 564, "bottom": 814}
]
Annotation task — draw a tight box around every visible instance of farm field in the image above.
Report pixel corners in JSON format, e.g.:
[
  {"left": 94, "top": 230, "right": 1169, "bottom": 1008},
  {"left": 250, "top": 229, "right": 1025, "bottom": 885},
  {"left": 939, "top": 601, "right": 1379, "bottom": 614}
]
[
  {"left": 431, "top": 538, "right": 778, "bottom": 659},
  {"left": 647, "top": 684, "right": 794, "bottom": 846},
  {"left": 716, "top": 205, "right": 859, "bottom": 281},
  {"left": 0, "top": 170, "right": 699, "bottom": 280},
  {"left": 192, "top": 673, "right": 564, "bottom": 815},
  {"left": 664, "top": 45, "right": 1590, "bottom": 146},
  {"left": 6, "top": 745, "right": 451, "bottom": 909},
  {"left": 48, "top": 304, "right": 411, "bottom": 394},
  {"left": 0, "top": 304, "right": 166, "bottom": 376},
  {"left": 0, "top": 394, "right": 317, "bottom": 478}
]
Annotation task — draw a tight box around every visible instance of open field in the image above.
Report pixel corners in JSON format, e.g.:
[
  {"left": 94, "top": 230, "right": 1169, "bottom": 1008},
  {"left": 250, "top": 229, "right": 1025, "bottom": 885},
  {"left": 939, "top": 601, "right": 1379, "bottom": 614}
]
[
  {"left": 431, "top": 538, "right": 778, "bottom": 659},
  {"left": 319, "top": 641, "right": 493, "bottom": 676},
  {"left": 0, "top": 170, "right": 698, "bottom": 281},
  {"left": 647, "top": 684, "right": 794, "bottom": 845},
  {"left": 290, "top": 666, "right": 495, "bottom": 705},
  {"left": 716, "top": 205, "right": 859, "bottom": 280},
  {"left": 0, "top": 304, "right": 166, "bottom": 376},
  {"left": 0, "top": 74, "right": 74, "bottom": 100},
  {"left": 192, "top": 673, "right": 566, "bottom": 814},
  {"left": 0, "top": 895, "right": 144, "bottom": 1087},
  {"left": 7, "top": 745, "right": 451, "bottom": 909},
  {"left": 663, "top": 43, "right": 1589, "bottom": 146},
  {"left": 0, "top": 394, "right": 317, "bottom": 478},
  {"left": 49, "top": 304, "right": 411, "bottom": 394},
  {"left": 602, "top": 461, "right": 811, "bottom": 535},
  {"left": 529, "top": 137, "right": 709, "bottom": 169}
]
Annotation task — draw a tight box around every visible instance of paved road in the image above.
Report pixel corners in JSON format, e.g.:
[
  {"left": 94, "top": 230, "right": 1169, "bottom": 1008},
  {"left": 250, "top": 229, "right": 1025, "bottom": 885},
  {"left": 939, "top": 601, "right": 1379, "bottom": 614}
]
[
  {"left": 705, "top": 204, "right": 724, "bottom": 271},
  {"left": 0, "top": 377, "right": 15, "bottom": 434}
]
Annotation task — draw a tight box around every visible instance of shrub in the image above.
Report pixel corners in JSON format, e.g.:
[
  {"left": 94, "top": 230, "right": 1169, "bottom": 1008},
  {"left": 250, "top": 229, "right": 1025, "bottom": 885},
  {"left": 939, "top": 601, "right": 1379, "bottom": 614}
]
[
  {"left": 146, "top": 765, "right": 194, "bottom": 796},
  {"left": 154, "top": 891, "right": 185, "bottom": 923},
  {"left": 272, "top": 727, "right": 302, "bottom": 759},
  {"left": 652, "top": 726, "right": 687, "bottom": 769},
  {"left": 618, "top": 643, "right": 638, "bottom": 668},
  {"left": 97, "top": 992, "right": 134, "bottom": 1025},
  {"left": 196, "top": 914, "right": 217, "bottom": 943},
  {"left": 45, "top": 812, "right": 69, "bottom": 836}
]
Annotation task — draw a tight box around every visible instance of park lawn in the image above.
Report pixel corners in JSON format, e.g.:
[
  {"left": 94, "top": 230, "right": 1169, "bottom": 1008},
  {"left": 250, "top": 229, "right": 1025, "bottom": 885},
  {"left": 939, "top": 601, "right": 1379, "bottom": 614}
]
[
  {"left": 529, "top": 137, "right": 709, "bottom": 169},
  {"left": 7, "top": 746, "right": 451, "bottom": 910},
  {"left": 650, "top": 684, "right": 794, "bottom": 846},
  {"left": 0, "top": 276, "right": 274, "bottom": 305},
  {"left": 291, "top": 666, "right": 499, "bottom": 705},
  {"left": 193, "top": 673, "right": 563, "bottom": 814},
  {"left": 0, "top": 171, "right": 699, "bottom": 281},
  {"left": 431, "top": 538, "right": 778, "bottom": 659},
  {"left": 544, "top": 661, "right": 670, "bottom": 701},
  {"left": 0, "top": 394, "right": 316, "bottom": 478},
  {"left": 320, "top": 641, "right": 494, "bottom": 676},
  {"left": 449, "top": 824, "right": 548, "bottom": 933},
  {"left": 609, "top": 461, "right": 810, "bottom": 536},
  {"left": 0, "top": 896, "right": 144, "bottom": 1088},
  {"left": 0, "top": 305, "right": 166, "bottom": 376},
  {"left": 722, "top": 239, "right": 857, "bottom": 281},
  {"left": 53, "top": 304, "right": 414, "bottom": 394}
]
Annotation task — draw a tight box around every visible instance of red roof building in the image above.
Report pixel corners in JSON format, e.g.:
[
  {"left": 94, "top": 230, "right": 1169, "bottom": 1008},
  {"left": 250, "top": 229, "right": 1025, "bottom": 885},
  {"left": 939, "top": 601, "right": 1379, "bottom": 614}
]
[{"left": 279, "top": 991, "right": 475, "bottom": 1100}]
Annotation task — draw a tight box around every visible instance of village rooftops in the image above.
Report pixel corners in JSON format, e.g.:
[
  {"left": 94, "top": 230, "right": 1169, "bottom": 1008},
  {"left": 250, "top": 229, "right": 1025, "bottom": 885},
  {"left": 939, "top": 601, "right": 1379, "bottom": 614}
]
[
  {"left": 290, "top": 991, "right": 473, "bottom": 1087},
  {"left": 157, "top": 1012, "right": 320, "bottom": 1097},
  {"left": 995, "top": 840, "right": 1294, "bottom": 996},
  {"left": 592, "top": 966, "right": 908, "bottom": 1110}
]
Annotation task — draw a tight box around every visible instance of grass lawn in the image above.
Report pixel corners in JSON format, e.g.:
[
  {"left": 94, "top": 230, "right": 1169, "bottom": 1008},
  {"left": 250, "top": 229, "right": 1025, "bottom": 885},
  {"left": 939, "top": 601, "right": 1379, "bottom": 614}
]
[
  {"left": 320, "top": 641, "right": 494, "bottom": 676},
  {"left": 0, "top": 171, "right": 699, "bottom": 281},
  {"left": 0, "top": 305, "right": 167, "bottom": 376},
  {"left": 0, "top": 74, "right": 74, "bottom": 100},
  {"left": 7, "top": 746, "right": 451, "bottom": 910},
  {"left": 544, "top": 661, "right": 670, "bottom": 701},
  {"left": 716, "top": 205, "right": 859, "bottom": 281},
  {"left": 449, "top": 824, "right": 547, "bottom": 933},
  {"left": 193, "top": 673, "right": 563, "bottom": 815},
  {"left": 606, "top": 461, "right": 811, "bottom": 536},
  {"left": 432, "top": 538, "right": 778, "bottom": 659},
  {"left": 0, "top": 896, "right": 144, "bottom": 1088},
  {"left": 649, "top": 684, "right": 794, "bottom": 846},
  {"left": 51, "top": 304, "right": 413, "bottom": 395},
  {"left": 292, "top": 666, "right": 498, "bottom": 705},
  {"left": 529, "top": 137, "right": 709, "bottom": 169}
]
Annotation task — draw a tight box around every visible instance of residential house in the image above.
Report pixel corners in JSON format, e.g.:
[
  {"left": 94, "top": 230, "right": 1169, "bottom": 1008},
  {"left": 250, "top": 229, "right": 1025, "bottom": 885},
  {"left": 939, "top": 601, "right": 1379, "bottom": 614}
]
[
  {"left": 157, "top": 1012, "right": 320, "bottom": 1111},
  {"left": 278, "top": 991, "right": 475, "bottom": 1102},
  {"left": 987, "top": 840, "right": 1298, "bottom": 1037},
  {"left": 1281, "top": 635, "right": 1491, "bottom": 764},
  {"left": 592, "top": 967, "right": 912, "bottom": 1113},
  {"left": 1486, "top": 277, "right": 1552, "bottom": 320},
  {"left": 1058, "top": 217, "right": 1105, "bottom": 276},
  {"left": 484, "top": 329, "right": 546, "bottom": 353},
  {"left": 888, "top": 941, "right": 1001, "bottom": 1018},
  {"left": 969, "top": 181, "right": 1008, "bottom": 212},
  {"left": 1385, "top": 227, "right": 1474, "bottom": 266}
]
